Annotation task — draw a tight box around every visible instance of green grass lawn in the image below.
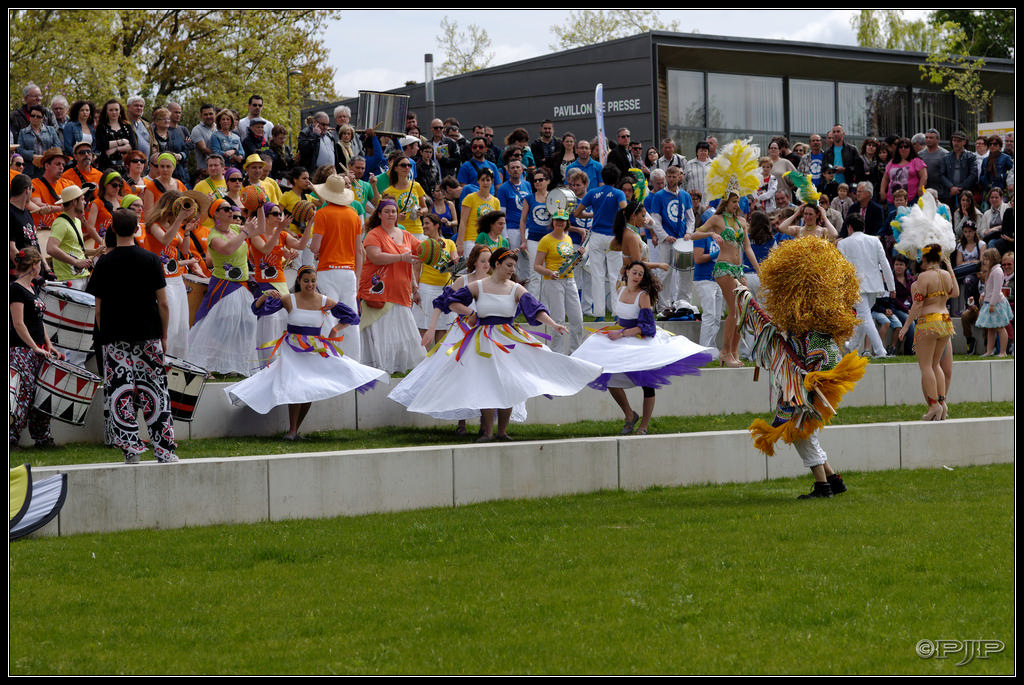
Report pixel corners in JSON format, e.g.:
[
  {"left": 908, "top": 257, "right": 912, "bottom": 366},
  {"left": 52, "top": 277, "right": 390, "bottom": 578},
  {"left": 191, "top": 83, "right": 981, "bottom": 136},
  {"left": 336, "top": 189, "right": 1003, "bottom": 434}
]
[{"left": 8, "top": 464, "right": 1015, "bottom": 675}]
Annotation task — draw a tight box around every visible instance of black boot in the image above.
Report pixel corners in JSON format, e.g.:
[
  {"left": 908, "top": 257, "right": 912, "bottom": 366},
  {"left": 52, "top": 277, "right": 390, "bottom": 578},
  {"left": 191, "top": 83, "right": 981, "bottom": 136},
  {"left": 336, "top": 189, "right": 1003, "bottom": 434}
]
[
  {"left": 797, "top": 481, "right": 833, "bottom": 499},
  {"left": 827, "top": 473, "right": 847, "bottom": 495}
]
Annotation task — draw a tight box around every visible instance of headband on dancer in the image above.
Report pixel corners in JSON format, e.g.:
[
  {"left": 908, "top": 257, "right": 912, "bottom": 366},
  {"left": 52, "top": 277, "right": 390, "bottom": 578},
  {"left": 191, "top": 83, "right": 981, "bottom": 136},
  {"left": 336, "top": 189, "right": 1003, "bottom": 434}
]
[{"left": 489, "top": 246, "right": 520, "bottom": 267}]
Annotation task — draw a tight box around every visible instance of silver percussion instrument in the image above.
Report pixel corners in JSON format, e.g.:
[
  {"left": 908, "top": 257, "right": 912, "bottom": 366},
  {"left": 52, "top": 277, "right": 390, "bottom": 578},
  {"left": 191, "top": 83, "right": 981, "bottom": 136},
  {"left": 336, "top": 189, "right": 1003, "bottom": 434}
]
[
  {"left": 356, "top": 91, "right": 410, "bottom": 138},
  {"left": 671, "top": 238, "right": 694, "bottom": 273}
]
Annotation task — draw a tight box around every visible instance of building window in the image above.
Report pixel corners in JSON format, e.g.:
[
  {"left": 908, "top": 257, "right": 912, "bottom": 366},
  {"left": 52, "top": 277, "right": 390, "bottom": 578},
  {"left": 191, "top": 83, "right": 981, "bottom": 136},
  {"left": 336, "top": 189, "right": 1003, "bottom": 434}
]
[
  {"left": 789, "top": 79, "right": 835, "bottom": 139},
  {"left": 912, "top": 88, "right": 955, "bottom": 139},
  {"left": 838, "top": 82, "right": 907, "bottom": 141},
  {"left": 707, "top": 73, "right": 783, "bottom": 133}
]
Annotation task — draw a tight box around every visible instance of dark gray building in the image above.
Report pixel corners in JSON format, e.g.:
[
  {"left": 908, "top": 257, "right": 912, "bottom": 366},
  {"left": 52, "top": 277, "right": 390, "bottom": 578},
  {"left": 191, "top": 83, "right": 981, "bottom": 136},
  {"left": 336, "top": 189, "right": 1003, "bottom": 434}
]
[{"left": 307, "top": 30, "right": 1014, "bottom": 161}]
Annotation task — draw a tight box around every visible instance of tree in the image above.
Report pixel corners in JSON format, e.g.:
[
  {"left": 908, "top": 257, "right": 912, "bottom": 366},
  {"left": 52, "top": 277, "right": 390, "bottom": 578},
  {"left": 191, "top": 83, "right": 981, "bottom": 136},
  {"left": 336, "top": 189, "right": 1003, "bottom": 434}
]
[
  {"left": 849, "top": 10, "right": 938, "bottom": 53},
  {"left": 930, "top": 10, "right": 1014, "bottom": 60},
  {"left": 8, "top": 10, "right": 340, "bottom": 134},
  {"left": 920, "top": 22, "right": 996, "bottom": 132},
  {"left": 435, "top": 16, "right": 494, "bottom": 77},
  {"left": 550, "top": 10, "right": 681, "bottom": 51}
]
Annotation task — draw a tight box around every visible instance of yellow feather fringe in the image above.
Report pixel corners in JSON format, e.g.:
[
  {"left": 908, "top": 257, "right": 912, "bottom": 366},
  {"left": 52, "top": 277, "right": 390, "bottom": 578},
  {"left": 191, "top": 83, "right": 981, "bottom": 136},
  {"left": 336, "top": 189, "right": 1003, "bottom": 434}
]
[
  {"left": 706, "top": 138, "right": 762, "bottom": 201},
  {"left": 747, "top": 351, "right": 868, "bottom": 456}
]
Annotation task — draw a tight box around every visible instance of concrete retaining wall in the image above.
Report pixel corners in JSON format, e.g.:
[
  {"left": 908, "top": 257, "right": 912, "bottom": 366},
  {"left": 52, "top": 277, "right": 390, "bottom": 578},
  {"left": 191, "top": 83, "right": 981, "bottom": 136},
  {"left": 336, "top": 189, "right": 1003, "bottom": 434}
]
[
  {"left": 36, "top": 357, "right": 1015, "bottom": 444},
  {"left": 29, "top": 416, "right": 1015, "bottom": 537}
]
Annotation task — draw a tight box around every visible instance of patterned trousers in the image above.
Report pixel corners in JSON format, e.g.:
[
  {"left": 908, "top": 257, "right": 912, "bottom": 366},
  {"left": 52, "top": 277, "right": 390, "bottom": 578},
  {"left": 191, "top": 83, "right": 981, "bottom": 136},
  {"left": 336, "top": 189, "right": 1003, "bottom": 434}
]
[
  {"left": 8, "top": 347, "right": 53, "bottom": 445},
  {"left": 103, "top": 340, "right": 177, "bottom": 462}
]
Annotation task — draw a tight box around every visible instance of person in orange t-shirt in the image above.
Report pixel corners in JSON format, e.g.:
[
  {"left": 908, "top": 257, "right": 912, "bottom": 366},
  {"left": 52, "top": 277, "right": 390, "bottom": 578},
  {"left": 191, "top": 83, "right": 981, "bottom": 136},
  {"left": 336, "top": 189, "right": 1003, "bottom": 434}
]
[
  {"left": 357, "top": 197, "right": 426, "bottom": 373},
  {"left": 310, "top": 174, "right": 364, "bottom": 360}
]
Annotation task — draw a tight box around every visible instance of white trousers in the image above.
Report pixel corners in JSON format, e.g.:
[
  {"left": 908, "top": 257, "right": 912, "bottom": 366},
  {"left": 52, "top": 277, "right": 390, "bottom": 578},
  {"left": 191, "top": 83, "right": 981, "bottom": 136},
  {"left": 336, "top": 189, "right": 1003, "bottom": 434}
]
[
  {"left": 539, "top": 276, "right": 583, "bottom": 355},
  {"left": 694, "top": 278, "right": 724, "bottom": 357},
  {"left": 316, "top": 268, "right": 361, "bottom": 361}
]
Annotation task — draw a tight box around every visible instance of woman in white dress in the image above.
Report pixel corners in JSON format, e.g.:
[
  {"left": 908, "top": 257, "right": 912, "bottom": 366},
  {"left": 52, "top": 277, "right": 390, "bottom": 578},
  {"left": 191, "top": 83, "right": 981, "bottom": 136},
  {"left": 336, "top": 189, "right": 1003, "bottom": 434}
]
[
  {"left": 571, "top": 260, "right": 713, "bottom": 435},
  {"left": 389, "top": 246, "right": 602, "bottom": 442},
  {"left": 227, "top": 266, "right": 388, "bottom": 440}
]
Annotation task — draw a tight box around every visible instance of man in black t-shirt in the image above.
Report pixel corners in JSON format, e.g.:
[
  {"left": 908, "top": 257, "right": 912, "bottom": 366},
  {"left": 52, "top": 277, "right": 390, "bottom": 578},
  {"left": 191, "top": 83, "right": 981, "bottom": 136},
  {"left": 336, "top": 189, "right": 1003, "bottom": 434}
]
[
  {"left": 9, "top": 173, "right": 52, "bottom": 278},
  {"left": 86, "top": 208, "right": 178, "bottom": 464}
]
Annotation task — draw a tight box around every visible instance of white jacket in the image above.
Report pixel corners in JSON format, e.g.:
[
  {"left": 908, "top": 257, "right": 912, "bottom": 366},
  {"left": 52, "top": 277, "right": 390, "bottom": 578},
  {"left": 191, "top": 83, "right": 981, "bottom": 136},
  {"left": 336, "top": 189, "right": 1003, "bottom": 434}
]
[{"left": 837, "top": 231, "right": 895, "bottom": 295}]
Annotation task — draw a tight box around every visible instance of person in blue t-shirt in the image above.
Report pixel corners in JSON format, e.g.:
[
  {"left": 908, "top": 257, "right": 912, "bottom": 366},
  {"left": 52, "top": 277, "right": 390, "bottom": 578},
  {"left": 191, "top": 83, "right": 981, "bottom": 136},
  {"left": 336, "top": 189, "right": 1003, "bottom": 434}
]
[
  {"left": 798, "top": 133, "right": 826, "bottom": 185},
  {"left": 496, "top": 159, "right": 532, "bottom": 283},
  {"left": 574, "top": 165, "right": 627, "bottom": 318},
  {"left": 647, "top": 165, "right": 695, "bottom": 305},
  {"left": 564, "top": 139, "right": 603, "bottom": 191},
  {"left": 456, "top": 136, "right": 500, "bottom": 186}
]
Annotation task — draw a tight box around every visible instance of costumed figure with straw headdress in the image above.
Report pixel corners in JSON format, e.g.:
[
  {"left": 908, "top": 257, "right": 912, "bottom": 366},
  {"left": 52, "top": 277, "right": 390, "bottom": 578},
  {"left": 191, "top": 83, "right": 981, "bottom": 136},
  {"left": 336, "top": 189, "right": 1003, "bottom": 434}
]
[
  {"left": 687, "top": 138, "right": 763, "bottom": 367},
  {"left": 893, "top": 192, "right": 960, "bottom": 419},
  {"left": 735, "top": 236, "right": 868, "bottom": 498}
]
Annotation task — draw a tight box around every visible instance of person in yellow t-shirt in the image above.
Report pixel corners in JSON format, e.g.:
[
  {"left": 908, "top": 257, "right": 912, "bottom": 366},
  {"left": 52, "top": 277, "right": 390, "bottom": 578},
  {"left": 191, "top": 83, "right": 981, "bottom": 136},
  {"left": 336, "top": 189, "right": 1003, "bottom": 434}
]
[
  {"left": 533, "top": 209, "right": 584, "bottom": 354},
  {"left": 381, "top": 156, "right": 427, "bottom": 235},
  {"left": 457, "top": 167, "right": 499, "bottom": 256}
]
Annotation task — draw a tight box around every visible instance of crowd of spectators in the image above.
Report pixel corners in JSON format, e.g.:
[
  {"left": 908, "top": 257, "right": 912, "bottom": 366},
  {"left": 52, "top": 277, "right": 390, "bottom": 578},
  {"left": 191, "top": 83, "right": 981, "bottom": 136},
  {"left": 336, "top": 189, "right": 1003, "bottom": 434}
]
[{"left": 10, "top": 80, "right": 1015, "bottom": 375}]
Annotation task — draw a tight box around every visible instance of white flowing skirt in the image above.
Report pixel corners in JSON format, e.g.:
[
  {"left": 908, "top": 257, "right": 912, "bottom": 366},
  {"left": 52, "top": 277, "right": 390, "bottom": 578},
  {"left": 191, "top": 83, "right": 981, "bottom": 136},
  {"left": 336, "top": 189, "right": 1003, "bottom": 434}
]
[
  {"left": 186, "top": 285, "right": 257, "bottom": 376},
  {"left": 165, "top": 276, "right": 190, "bottom": 360},
  {"left": 571, "top": 326, "right": 713, "bottom": 389},
  {"left": 389, "top": 320, "right": 602, "bottom": 416},
  {"left": 225, "top": 336, "right": 388, "bottom": 414},
  {"left": 360, "top": 304, "right": 427, "bottom": 373}
]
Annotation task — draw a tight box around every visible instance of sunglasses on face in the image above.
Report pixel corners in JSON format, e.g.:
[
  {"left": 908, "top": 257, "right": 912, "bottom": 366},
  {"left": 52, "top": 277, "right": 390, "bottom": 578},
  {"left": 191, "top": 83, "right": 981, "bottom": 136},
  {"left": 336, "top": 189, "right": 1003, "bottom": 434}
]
[
  {"left": 397, "top": 163, "right": 412, "bottom": 168},
  {"left": 269, "top": 211, "right": 283, "bottom": 217},
  {"left": 216, "top": 206, "right": 233, "bottom": 213},
  {"left": 228, "top": 177, "right": 243, "bottom": 182}
]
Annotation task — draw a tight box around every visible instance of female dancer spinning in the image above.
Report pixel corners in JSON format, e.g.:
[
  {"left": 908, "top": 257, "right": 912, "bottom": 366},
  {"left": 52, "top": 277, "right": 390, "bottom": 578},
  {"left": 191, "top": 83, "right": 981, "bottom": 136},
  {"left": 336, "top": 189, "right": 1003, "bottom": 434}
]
[
  {"left": 389, "top": 247, "right": 602, "bottom": 442},
  {"left": 571, "top": 260, "right": 713, "bottom": 435},
  {"left": 899, "top": 245, "right": 958, "bottom": 419},
  {"left": 227, "top": 266, "right": 388, "bottom": 440},
  {"left": 688, "top": 191, "right": 760, "bottom": 367}
]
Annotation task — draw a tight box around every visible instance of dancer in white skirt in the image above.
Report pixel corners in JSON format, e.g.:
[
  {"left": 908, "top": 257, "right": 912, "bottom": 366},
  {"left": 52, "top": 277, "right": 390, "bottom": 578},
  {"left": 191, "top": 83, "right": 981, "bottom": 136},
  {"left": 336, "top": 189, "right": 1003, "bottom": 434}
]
[
  {"left": 389, "top": 246, "right": 603, "bottom": 442},
  {"left": 186, "top": 198, "right": 259, "bottom": 375},
  {"left": 227, "top": 266, "right": 388, "bottom": 440},
  {"left": 405, "top": 243, "right": 522, "bottom": 436},
  {"left": 358, "top": 199, "right": 427, "bottom": 373},
  {"left": 571, "top": 260, "right": 714, "bottom": 435}
]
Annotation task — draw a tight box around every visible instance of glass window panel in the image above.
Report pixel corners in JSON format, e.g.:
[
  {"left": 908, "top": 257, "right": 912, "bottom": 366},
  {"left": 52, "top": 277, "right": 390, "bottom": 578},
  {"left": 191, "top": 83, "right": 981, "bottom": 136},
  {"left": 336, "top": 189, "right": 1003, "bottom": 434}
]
[
  {"left": 707, "top": 73, "right": 783, "bottom": 132},
  {"left": 912, "top": 88, "right": 954, "bottom": 140},
  {"left": 991, "top": 94, "right": 1014, "bottom": 123},
  {"left": 839, "top": 83, "right": 907, "bottom": 141},
  {"left": 789, "top": 79, "right": 835, "bottom": 136},
  {"left": 667, "top": 70, "right": 706, "bottom": 129}
]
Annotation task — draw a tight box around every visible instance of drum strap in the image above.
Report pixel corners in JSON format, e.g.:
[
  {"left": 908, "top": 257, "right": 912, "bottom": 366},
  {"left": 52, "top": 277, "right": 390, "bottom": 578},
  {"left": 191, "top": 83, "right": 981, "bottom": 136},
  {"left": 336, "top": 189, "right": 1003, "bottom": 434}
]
[
  {"left": 57, "top": 213, "right": 88, "bottom": 254},
  {"left": 71, "top": 167, "right": 89, "bottom": 187}
]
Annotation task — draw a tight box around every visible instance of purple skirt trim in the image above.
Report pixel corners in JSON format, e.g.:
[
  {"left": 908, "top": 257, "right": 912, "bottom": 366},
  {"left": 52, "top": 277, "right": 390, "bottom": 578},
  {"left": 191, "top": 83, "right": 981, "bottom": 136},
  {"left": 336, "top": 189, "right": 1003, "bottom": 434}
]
[{"left": 586, "top": 352, "right": 713, "bottom": 391}]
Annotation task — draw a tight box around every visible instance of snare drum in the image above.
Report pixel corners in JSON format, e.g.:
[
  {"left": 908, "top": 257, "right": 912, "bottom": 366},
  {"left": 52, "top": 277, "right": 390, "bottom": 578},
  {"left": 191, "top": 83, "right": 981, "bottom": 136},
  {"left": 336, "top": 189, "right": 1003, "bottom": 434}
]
[
  {"left": 32, "top": 357, "right": 102, "bottom": 426},
  {"left": 165, "top": 355, "right": 208, "bottom": 422},
  {"left": 41, "top": 285, "right": 96, "bottom": 352},
  {"left": 183, "top": 274, "right": 210, "bottom": 327},
  {"left": 671, "top": 239, "right": 694, "bottom": 273}
]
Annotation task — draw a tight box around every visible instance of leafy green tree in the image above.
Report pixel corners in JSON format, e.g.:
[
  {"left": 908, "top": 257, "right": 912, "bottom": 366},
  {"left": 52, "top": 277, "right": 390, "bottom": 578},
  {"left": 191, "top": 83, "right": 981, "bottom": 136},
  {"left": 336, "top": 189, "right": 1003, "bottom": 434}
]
[
  {"left": 549, "top": 10, "right": 681, "bottom": 51},
  {"left": 849, "top": 10, "right": 938, "bottom": 53},
  {"left": 8, "top": 9, "right": 340, "bottom": 133},
  {"left": 435, "top": 16, "right": 494, "bottom": 77},
  {"left": 930, "top": 10, "right": 1014, "bottom": 59}
]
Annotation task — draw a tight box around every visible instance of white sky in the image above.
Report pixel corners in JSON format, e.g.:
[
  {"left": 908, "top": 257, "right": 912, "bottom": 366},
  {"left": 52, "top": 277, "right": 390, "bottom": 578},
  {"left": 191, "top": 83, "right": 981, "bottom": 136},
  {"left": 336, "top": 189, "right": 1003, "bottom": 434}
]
[{"left": 325, "top": 9, "right": 933, "bottom": 97}]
